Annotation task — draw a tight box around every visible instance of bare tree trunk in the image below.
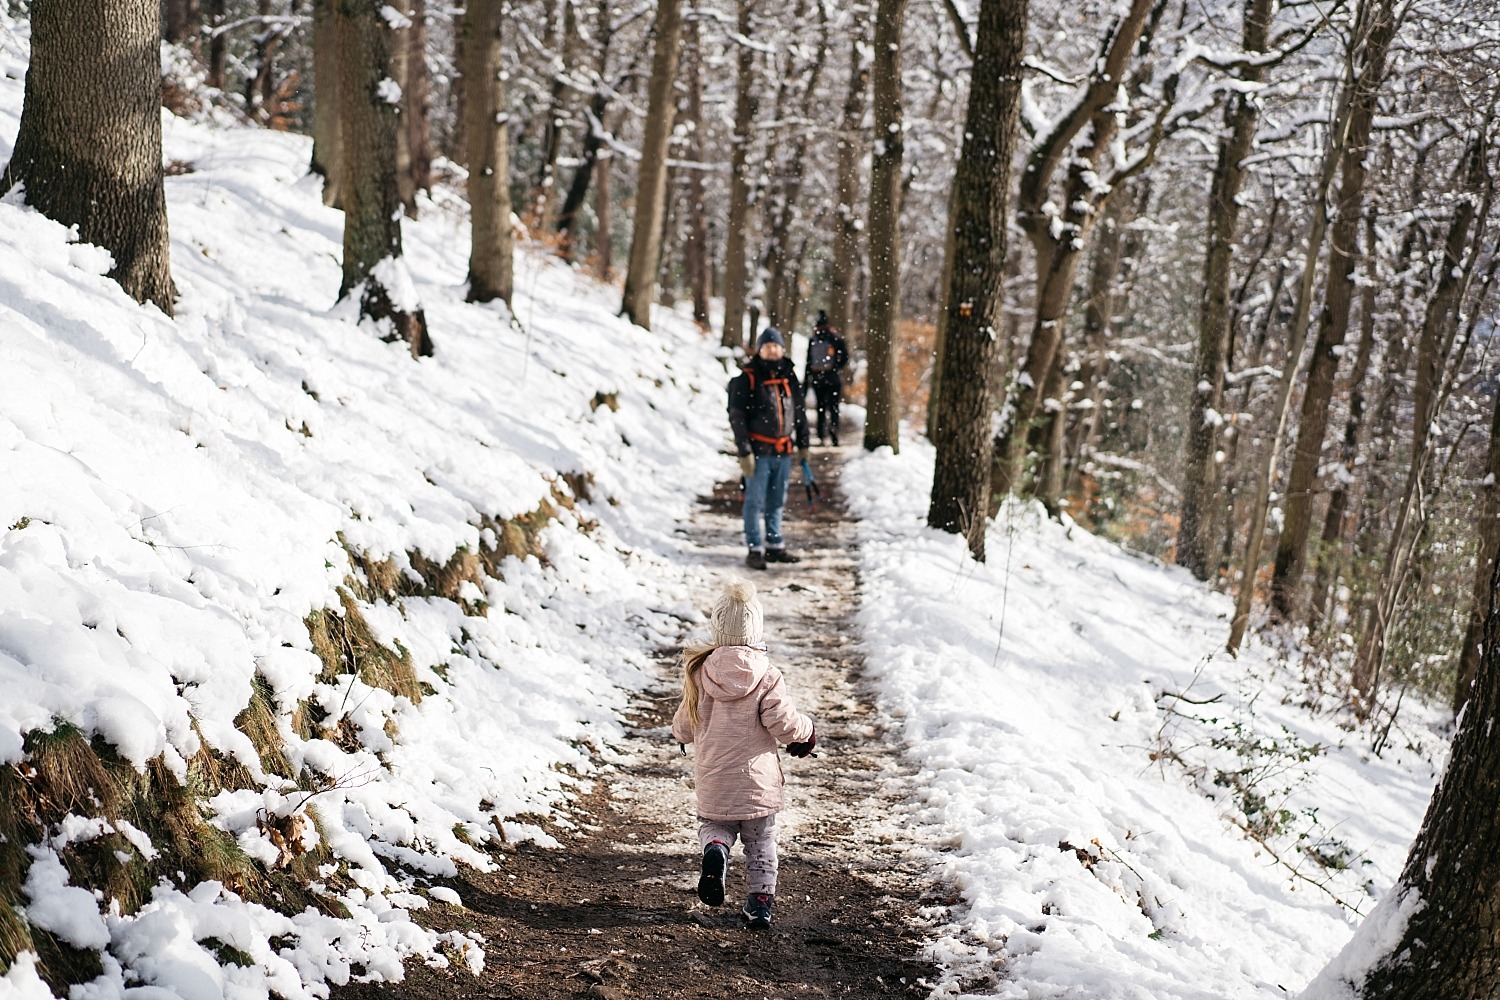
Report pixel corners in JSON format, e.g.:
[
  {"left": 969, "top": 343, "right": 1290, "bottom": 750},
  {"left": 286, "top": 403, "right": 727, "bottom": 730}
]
[
  {"left": 338, "top": 0, "right": 431, "bottom": 354},
  {"left": 1307, "top": 213, "right": 1380, "bottom": 630},
  {"left": 532, "top": 0, "right": 578, "bottom": 229},
  {"left": 829, "top": 41, "right": 868, "bottom": 343},
  {"left": 464, "top": 0, "right": 513, "bottom": 306},
  {"left": 165, "top": 0, "right": 203, "bottom": 57},
  {"left": 1458, "top": 312, "right": 1500, "bottom": 710},
  {"left": 595, "top": 145, "right": 613, "bottom": 280},
  {"left": 682, "top": 20, "right": 712, "bottom": 328},
  {"left": 451, "top": 7, "right": 466, "bottom": 167},
  {"left": 3, "top": 0, "right": 176, "bottom": 313},
  {"left": 390, "top": 0, "right": 417, "bottom": 212},
  {"left": 247, "top": 0, "right": 281, "bottom": 117},
  {"left": 205, "top": 0, "right": 227, "bottom": 88},
  {"left": 1269, "top": 0, "right": 1399, "bottom": 619},
  {"left": 862, "top": 0, "right": 907, "bottom": 453},
  {"left": 619, "top": 0, "right": 685, "bottom": 330},
  {"left": 311, "top": 0, "right": 344, "bottom": 207},
  {"left": 1313, "top": 547, "right": 1500, "bottom": 996},
  {"left": 1178, "top": 0, "right": 1276, "bottom": 580},
  {"left": 406, "top": 0, "right": 433, "bottom": 198},
  {"left": 555, "top": 0, "right": 614, "bottom": 256},
  {"left": 993, "top": 0, "right": 1160, "bottom": 500},
  {"left": 721, "top": 0, "right": 760, "bottom": 348},
  {"left": 1349, "top": 140, "right": 1485, "bottom": 711},
  {"left": 926, "top": 0, "right": 1029, "bottom": 558}
]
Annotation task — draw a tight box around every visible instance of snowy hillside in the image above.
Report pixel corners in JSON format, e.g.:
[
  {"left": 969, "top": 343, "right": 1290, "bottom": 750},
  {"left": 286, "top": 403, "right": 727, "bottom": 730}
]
[
  {"left": 843, "top": 445, "right": 1446, "bottom": 998},
  {"left": 1, "top": 19, "right": 731, "bottom": 998}
]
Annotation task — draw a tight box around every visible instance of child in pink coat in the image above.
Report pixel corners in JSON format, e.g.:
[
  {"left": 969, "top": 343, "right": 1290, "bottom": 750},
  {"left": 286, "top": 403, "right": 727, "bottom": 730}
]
[{"left": 672, "top": 579, "right": 816, "bottom": 929}]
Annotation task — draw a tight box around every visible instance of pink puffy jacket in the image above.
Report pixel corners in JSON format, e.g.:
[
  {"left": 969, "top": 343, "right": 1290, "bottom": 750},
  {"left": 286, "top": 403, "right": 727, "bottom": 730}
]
[{"left": 671, "top": 645, "right": 814, "bottom": 821}]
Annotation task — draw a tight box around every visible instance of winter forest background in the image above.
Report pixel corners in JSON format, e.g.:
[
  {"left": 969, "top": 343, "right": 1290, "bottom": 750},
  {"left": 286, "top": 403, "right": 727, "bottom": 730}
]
[{"left": 4, "top": 0, "right": 1500, "bottom": 996}]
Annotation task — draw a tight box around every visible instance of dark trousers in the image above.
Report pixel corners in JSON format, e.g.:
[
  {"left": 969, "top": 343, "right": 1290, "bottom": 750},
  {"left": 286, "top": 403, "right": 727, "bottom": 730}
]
[{"left": 809, "top": 378, "right": 842, "bottom": 443}]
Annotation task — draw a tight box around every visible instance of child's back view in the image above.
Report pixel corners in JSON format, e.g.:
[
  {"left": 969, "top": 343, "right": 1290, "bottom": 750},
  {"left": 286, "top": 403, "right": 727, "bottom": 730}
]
[{"left": 672, "top": 580, "right": 816, "bottom": 929}]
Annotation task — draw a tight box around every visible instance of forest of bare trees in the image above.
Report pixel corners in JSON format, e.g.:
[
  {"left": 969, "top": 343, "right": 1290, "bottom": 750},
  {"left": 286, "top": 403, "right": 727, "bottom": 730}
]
[{"left": 5, "top": 0, "right": 1500, "bottom": 988}]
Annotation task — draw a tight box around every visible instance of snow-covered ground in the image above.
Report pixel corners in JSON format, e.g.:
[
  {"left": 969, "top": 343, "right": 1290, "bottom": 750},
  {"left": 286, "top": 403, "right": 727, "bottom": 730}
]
[
  {"left": 0, "top": 15, "right": 1451, "bottom": 1000},
  {"left": 1, "top": 19, "right": 731, "bottom": 1000},
  {"left": 842, "top": 443, "right": 1446, "bottom": 999}
]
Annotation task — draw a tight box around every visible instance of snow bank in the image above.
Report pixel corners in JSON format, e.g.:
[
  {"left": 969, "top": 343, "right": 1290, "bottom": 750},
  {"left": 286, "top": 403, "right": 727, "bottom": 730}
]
[
  {"left": 843, "top": 440, "right": 1444, "bottom": 999},
  {"left": 0, "top": 17, "right": 728, "bottom": 998}
]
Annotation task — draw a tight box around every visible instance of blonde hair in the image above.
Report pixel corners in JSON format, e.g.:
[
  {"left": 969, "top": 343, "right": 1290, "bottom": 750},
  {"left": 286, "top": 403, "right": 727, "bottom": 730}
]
[{"left": 680, "top": 641, "right": 717, "bottom": 732}]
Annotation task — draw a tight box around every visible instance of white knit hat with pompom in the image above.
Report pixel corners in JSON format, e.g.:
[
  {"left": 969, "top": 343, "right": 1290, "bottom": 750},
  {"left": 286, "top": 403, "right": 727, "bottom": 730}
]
[{"left": 710, "top": 579, "right": 764, "bottom": 647}]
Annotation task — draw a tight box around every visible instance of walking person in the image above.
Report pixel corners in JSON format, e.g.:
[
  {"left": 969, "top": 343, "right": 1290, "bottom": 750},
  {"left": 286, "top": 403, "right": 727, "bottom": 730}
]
[
  {"left": 729, "top": 326, "right": 810, "bottom": 571},
  {"left": 803, "top": 310, "right": 849, "bottom": 447},
  {"left": 672, "top": 580, "right": 817, "bottom": 929}
]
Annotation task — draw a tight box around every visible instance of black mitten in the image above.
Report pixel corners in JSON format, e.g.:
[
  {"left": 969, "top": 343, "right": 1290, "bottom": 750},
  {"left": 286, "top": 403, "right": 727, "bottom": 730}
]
[{"left": 786, "top": 728, "right": 817, "bottom": 758}]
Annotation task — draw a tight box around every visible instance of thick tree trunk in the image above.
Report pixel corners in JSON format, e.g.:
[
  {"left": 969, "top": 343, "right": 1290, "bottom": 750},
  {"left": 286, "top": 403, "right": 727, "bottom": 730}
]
[
  {"left": 463, "top": 0, "right": 513, "bottom": 306},
  {"left": 390, "top": 0, "right": 416, "bottom": 212},
  {"left": 829, "top": 42, "right": 868, "bottom": 343},
  {"left": 3, "top": 0, "right": 176, "bottom": 313},
  {"left": 721, "top": 0, "right": 760, "bottom": 348},
  {"left": 1306, "top": 552, "right": 1500, "bottom": 996},
  {"left": 619, "top": 0, "right": 686, "bottom": 330},
  {"left": 338, "top": 0, "right": 431, "bottom": 355},
  {"left": 862, "top": 0, "right": 906, "bottom": 453},
  {"left": 450, "top": 7, "right": 466, "bottom": 167},
  {"left": 311, "top": 0, "right": 344, "bottom": 207},
  {"left": 1178, "top": 0, "right": 1275, "bottom": 580},
  {"left": 1269, "top": 0, "right": 1398, "bottom": 619},
  {"left": 925, "top": 0, "right": 1028, "bottom": 559}
]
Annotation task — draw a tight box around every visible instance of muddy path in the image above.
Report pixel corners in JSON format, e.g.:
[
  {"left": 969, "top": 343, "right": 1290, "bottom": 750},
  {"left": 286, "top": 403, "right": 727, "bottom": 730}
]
[{"left": 341, "top": 447, "right": 946, "bottom": 999}]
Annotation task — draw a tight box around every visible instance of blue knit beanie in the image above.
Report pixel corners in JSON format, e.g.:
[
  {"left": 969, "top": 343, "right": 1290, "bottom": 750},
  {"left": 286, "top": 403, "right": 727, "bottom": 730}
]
[{"left": 757, "top": 327, "right": 785, "bottom": 348}]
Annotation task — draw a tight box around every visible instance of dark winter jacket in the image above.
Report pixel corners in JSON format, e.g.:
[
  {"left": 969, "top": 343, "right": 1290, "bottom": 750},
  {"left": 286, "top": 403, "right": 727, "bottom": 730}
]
[
  {"left": 728, "top": 356, "right": 811, "bottom": 457},
  {"left": 804, "top": 328, "right": 849, "bottom": 387}
]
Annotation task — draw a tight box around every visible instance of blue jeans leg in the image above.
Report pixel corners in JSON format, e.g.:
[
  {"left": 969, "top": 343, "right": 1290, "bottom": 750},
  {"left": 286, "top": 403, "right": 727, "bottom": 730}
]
[{"left": 742, "top": 453, "right": 792, "bottom": 550}]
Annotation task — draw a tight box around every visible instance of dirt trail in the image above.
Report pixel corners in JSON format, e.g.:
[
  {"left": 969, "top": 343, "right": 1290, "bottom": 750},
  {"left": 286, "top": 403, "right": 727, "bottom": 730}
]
[{"left": 342, "top": 448, "right": 945, "bottom": 999}]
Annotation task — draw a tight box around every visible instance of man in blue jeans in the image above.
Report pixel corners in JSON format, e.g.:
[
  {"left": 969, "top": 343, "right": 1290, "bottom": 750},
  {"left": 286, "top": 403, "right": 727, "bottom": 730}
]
[{"left": 728, "top": 327, "right": 811, "bottom": 570}]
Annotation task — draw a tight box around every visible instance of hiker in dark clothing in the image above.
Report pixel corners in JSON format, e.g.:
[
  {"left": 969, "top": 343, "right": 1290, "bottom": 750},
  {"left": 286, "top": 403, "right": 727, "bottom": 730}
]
[
  {"left": 729, "top": 327, "right": 811, "bottom": 571},
  {"left": 803, "top": 311, "right": 849, "bottom": 446}
]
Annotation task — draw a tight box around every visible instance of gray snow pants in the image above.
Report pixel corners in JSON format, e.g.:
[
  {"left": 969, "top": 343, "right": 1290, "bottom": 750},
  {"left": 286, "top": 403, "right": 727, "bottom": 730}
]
[{"left": 698, "top": 813, "right": 779, "bottom": 895}]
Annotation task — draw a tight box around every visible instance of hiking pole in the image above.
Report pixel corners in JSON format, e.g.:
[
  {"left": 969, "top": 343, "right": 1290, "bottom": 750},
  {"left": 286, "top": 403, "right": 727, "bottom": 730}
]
[{"left": 800, "top": 459, "right": 821, "bottom": 510}]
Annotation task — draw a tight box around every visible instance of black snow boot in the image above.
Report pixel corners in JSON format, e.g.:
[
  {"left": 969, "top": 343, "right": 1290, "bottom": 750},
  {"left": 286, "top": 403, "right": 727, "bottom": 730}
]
[
  {"left": 741, "top": 892, "right": 774, "bottom": 929},
  {"left": 765, "top": 548, "right": 800, "bottom": 564},
  {"left": 745, "top": 549, "right": 768, "bottom": 570},
  {"left": 698, "top": 842, "right": 729, "bottom": 906}
]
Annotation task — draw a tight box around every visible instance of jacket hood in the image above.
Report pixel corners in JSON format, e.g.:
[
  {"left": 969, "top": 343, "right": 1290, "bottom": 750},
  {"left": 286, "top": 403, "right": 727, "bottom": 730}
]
[{"left": 701, "top": 645, "right": 770, "bottom": 701}]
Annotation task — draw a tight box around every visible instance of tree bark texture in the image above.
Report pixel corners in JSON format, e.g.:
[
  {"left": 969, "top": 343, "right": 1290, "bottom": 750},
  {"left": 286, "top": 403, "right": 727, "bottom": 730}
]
[
  {"left": 463, "top": 0, "right": 513, "bottom": 306},
  {"left": 1269, "top": 0, "right": 1398, "bottom": 619},
  {"left": 338, "top": 0, "right": 431, "bottom": 354},
  {"left": 3, "top": 0, "right": 176, "bottom": 313},
  {"left": 312, "top": 0, "right": 345, "bottom": 207},
  {"left": 829, "top": 41, "right": 868, "bottom": 344},
  {"left": 619, "top": 0, "right": 686, "bottom": 330},
  {"left": 1458, "top": 350, "right": 1500, "bottom": 711},
  {"left": 862, "top": 0, "right": 907, "bottom": 453},
  {"left": 926, "top": 0, "right": 1029, "bottom": 559},
  {"left": 205, "top": 0, "right": 227, "bottom": 88},
  {"left": 721, "top": 0, "right": 760, "bottom": 348},
  {"left": 1177, "top": 0, "right": 1275, "bottom": 581},
  {"left": 1322, "top": 550, "right": 1500, "bottom": 997}
]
